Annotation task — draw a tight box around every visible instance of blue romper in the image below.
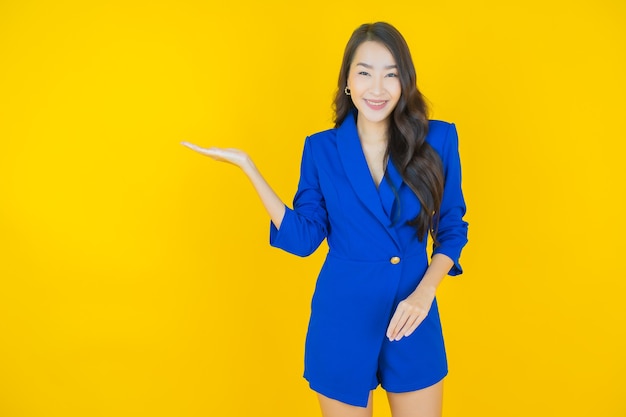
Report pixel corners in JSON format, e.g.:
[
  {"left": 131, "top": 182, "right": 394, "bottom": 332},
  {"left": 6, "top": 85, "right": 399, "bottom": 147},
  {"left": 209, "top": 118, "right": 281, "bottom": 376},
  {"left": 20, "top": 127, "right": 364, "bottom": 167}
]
[{"left": 270, "top": 112, "right": 468, "bottom": 407}]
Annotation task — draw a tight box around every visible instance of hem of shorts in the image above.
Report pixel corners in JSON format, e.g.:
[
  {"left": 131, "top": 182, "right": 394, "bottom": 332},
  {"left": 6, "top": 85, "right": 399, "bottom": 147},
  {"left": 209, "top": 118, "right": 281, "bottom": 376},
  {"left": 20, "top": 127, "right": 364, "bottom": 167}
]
[
  {"left": 306, "top": 378, "right": 372, "bottom": 408},
  {"left": 381, "top": 370, "right": 448, "bottom": 394}
]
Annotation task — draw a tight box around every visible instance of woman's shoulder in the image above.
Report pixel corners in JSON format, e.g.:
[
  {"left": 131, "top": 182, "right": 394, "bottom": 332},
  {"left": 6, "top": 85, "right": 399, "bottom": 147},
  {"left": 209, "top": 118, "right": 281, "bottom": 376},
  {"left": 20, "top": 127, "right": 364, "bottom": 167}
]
[
  {"left": 306, "top": 126, "right": 339, "bottom": 147},
  {"left": 426, "top": 119, "right": 458, "bottom": 154},
  {"left": 427, "top": 119, "right": 455, "bottom": 137}
]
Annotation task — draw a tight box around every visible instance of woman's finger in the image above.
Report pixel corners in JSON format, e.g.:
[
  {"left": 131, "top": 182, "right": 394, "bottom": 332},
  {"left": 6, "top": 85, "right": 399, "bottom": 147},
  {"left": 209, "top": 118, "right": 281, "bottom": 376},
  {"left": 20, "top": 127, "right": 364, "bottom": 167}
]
[
  {"left": 181, "top": 142, "right": 248, "bottom": 166},
  {"left": 395, "top": 313, "right": 424, "bottom": 340},
  {"left": 387, "top": 304, "right": 418, "bottom": 341},
  {"left": 386, "top": 308, "right": 407, "bottom": 340},
  {"left": 394, "top": 311, "right": 418, "bottom": 341},
  {"left": 181, "top": 141, "right": 212, "bottom": 155},
  {"left": 388, "top": 300, "right": 431, "bottom": 341},
  {"left": 402, "top": 315, "right": 425, "bottom": 339}
]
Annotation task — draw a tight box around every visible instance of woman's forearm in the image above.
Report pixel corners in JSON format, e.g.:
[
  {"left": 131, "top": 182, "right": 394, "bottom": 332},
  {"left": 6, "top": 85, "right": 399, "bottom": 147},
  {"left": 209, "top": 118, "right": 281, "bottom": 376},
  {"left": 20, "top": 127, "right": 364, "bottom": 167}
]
[
  {"left": 241, "top": 159, "right": 286, "bottom": 230},
  {"left": 418, "top": 253, "right": 454, "bottom": 293}
]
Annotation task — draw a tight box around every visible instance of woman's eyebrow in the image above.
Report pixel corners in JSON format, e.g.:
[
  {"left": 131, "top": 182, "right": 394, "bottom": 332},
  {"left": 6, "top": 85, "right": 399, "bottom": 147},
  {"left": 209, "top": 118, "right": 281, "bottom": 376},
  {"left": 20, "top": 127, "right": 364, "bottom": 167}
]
[{"left": 356, "top": 62, "right": 398, "bottom": 69}]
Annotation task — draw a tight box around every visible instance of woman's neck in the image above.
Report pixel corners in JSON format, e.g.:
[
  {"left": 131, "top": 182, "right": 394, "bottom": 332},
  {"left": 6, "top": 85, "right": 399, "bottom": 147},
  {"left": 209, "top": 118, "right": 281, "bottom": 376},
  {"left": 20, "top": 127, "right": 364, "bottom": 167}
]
[{"left": 356, "top": 116, "right": 389, "bottom": 146}]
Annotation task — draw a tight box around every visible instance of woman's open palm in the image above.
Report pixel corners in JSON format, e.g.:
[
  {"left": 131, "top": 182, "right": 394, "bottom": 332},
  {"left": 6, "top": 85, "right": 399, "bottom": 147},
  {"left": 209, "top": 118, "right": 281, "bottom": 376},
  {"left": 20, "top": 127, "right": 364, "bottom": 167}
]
[{"left": 181, "top": 142, "right": 250, "bottom": 169}]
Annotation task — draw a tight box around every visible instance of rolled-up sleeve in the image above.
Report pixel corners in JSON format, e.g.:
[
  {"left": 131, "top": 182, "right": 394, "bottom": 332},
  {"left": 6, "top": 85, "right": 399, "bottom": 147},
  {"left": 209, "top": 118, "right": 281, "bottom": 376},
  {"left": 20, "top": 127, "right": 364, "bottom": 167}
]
[
  {"left": 432, "top": 123, "right": 469, "bottom": 276},
  {"left": 270, "top": 137, "right": 329, "bottom": 257}
]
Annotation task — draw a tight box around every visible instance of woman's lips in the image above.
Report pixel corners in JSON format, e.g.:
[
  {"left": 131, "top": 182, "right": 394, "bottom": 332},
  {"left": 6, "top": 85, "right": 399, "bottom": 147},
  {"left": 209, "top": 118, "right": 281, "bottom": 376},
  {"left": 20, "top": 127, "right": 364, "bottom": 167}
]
[{"left": 365, "top": 99, "right": 387, "bottom": 110}]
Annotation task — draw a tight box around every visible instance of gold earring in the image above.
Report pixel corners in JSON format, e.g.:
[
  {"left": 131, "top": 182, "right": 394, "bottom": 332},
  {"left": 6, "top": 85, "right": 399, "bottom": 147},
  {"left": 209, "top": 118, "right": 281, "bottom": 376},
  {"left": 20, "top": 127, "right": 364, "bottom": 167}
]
[{"left": 344, "top": 86, "right": 351, "bottom": 95}]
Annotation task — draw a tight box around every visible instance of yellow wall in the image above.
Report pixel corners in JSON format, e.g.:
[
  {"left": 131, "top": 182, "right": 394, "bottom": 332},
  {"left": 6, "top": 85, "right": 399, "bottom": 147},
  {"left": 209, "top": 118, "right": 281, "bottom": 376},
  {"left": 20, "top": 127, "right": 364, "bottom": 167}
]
[{"left": 1, "top": 1, "right": 624, "bottom": 416}]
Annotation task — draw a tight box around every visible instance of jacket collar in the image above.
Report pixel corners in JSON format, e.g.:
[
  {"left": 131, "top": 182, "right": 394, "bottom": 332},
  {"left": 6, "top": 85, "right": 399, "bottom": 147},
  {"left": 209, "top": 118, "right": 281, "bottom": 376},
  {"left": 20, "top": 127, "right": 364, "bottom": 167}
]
[{"left": 336, "top": 111, "right": 402, "bottom": 248}]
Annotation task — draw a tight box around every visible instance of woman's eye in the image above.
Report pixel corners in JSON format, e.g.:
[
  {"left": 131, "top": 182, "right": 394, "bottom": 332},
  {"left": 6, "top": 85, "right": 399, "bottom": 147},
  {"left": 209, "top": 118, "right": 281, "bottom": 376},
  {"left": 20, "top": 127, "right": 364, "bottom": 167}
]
[
  {"left": 386, "top": 73, "right": 398, "bottom": 78},
  {"left": 358, "top": 71, "right": 370, "bottom": 76}
]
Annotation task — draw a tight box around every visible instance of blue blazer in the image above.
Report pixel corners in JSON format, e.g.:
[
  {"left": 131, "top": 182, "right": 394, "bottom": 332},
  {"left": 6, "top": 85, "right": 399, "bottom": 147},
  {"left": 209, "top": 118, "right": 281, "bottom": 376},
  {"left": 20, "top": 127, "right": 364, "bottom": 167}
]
[{"left": 269, "top": 111, "right": 468, "bottom": 406}]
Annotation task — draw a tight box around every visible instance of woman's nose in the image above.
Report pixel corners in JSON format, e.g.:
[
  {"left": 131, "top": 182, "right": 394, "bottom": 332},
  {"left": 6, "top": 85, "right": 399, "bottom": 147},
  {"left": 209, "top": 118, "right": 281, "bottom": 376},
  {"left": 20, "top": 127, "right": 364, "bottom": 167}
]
[{"left": 371, "top": 76, "right": 384, "bottom": 95}]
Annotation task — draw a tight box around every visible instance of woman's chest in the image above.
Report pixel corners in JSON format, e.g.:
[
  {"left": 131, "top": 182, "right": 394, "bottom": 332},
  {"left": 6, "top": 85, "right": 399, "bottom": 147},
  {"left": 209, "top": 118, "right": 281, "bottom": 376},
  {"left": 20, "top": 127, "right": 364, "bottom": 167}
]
[{"left": 360, "top": 142, "right": 387, "bottom": 189}]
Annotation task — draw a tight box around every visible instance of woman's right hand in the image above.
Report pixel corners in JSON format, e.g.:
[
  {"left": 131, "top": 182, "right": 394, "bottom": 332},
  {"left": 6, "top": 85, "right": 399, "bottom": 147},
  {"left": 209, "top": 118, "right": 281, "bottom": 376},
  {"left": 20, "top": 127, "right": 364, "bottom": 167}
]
[
  {"left": 181, "top": 142, "right": 253, "bottom": 171},
  {"left": 181, "top": 141, "right": 286, "bottom": 228}
]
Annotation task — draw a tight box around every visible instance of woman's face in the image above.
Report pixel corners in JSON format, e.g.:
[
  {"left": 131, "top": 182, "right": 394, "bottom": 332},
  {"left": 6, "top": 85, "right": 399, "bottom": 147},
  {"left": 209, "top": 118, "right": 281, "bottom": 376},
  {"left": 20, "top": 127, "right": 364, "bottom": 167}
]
[{"left": 346, "top": 41, "right": 401, "bottom": 129}]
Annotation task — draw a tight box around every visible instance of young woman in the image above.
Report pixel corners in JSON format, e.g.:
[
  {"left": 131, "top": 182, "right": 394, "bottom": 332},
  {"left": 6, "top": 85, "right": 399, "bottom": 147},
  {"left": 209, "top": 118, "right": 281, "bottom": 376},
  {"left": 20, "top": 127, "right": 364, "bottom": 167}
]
[{"left": 182, "top": 22, "right": 468, "bottom": 417}]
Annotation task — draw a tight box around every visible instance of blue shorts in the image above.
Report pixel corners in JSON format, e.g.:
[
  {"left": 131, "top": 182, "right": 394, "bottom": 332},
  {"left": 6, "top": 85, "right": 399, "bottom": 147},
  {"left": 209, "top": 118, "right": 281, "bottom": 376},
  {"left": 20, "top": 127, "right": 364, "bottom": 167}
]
[{"left": 303, "top": 261, "right": 448, "bottom": 408}]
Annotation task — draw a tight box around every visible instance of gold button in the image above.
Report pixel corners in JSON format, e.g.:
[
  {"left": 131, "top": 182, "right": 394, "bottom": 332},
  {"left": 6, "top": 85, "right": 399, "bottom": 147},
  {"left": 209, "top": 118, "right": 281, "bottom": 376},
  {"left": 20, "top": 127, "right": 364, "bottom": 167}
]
[{"left": 390, "top": 256, "right": 400, "bottom": 265}]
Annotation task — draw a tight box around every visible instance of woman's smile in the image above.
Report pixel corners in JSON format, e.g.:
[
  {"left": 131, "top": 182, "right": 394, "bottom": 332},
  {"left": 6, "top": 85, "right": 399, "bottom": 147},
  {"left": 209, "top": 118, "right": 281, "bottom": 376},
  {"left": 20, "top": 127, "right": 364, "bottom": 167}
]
[{"left": 364, "top": 99, "right": 388, "bottom": 110}]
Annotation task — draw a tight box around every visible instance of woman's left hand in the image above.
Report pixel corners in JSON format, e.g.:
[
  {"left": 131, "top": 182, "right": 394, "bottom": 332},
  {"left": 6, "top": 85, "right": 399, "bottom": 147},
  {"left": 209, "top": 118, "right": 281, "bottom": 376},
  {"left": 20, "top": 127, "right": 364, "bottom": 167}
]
[{"left": 386, "top": 284, "right": 436, "bottom": 341}]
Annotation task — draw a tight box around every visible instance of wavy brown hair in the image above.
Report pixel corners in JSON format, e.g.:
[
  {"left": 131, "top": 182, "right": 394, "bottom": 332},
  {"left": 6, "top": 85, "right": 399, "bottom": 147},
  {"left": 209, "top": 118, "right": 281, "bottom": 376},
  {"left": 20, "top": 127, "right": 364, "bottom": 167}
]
[{"left": 334, "top": 22, "right": 444, "bottom": 243}]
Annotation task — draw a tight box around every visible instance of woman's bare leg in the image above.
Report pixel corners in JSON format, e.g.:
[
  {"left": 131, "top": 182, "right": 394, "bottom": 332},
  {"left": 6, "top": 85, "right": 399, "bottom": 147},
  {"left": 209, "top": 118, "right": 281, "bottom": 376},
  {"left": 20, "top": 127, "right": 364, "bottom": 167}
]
[
  {"left": 386, "top": 379, "right": 443, "bottom": 417},
  {"left": 317, "top": 391, "right": 373, "bottom": 417}
]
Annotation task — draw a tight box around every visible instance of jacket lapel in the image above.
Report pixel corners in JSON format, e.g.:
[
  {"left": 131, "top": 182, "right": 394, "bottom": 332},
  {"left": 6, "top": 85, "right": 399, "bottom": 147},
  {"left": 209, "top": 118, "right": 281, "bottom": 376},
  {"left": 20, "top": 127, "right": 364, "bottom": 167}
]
[
  {"left": 336, "top": 112, "right": 402, "bottom": 248},
  {"left": 379, "top": 159, "right": 403, "bottom": 223}
]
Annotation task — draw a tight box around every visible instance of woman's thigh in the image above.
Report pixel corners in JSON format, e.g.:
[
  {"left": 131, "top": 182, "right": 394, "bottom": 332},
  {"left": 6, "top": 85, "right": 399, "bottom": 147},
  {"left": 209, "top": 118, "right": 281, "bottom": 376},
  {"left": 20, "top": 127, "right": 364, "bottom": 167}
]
[
  {"left": 317, "top": 391, "right": 373, "bottom": 417},
  {"left": 386, "top": 379, "right": 443, "bottom": 417}
]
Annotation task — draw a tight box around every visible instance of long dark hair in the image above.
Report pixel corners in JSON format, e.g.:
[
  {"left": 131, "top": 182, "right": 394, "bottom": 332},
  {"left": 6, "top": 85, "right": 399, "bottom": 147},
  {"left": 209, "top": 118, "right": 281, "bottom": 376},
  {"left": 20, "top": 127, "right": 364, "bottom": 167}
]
[{"left": 334, "top": 22, "right": 444, "bottom": 243}]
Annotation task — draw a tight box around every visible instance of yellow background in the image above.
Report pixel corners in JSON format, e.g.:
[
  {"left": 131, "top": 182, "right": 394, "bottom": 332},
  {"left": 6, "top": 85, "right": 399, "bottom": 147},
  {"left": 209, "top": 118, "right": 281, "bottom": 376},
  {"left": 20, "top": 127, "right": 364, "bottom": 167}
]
[{"left": 1, "top": 1, "right": 624, "bottom": 416}]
